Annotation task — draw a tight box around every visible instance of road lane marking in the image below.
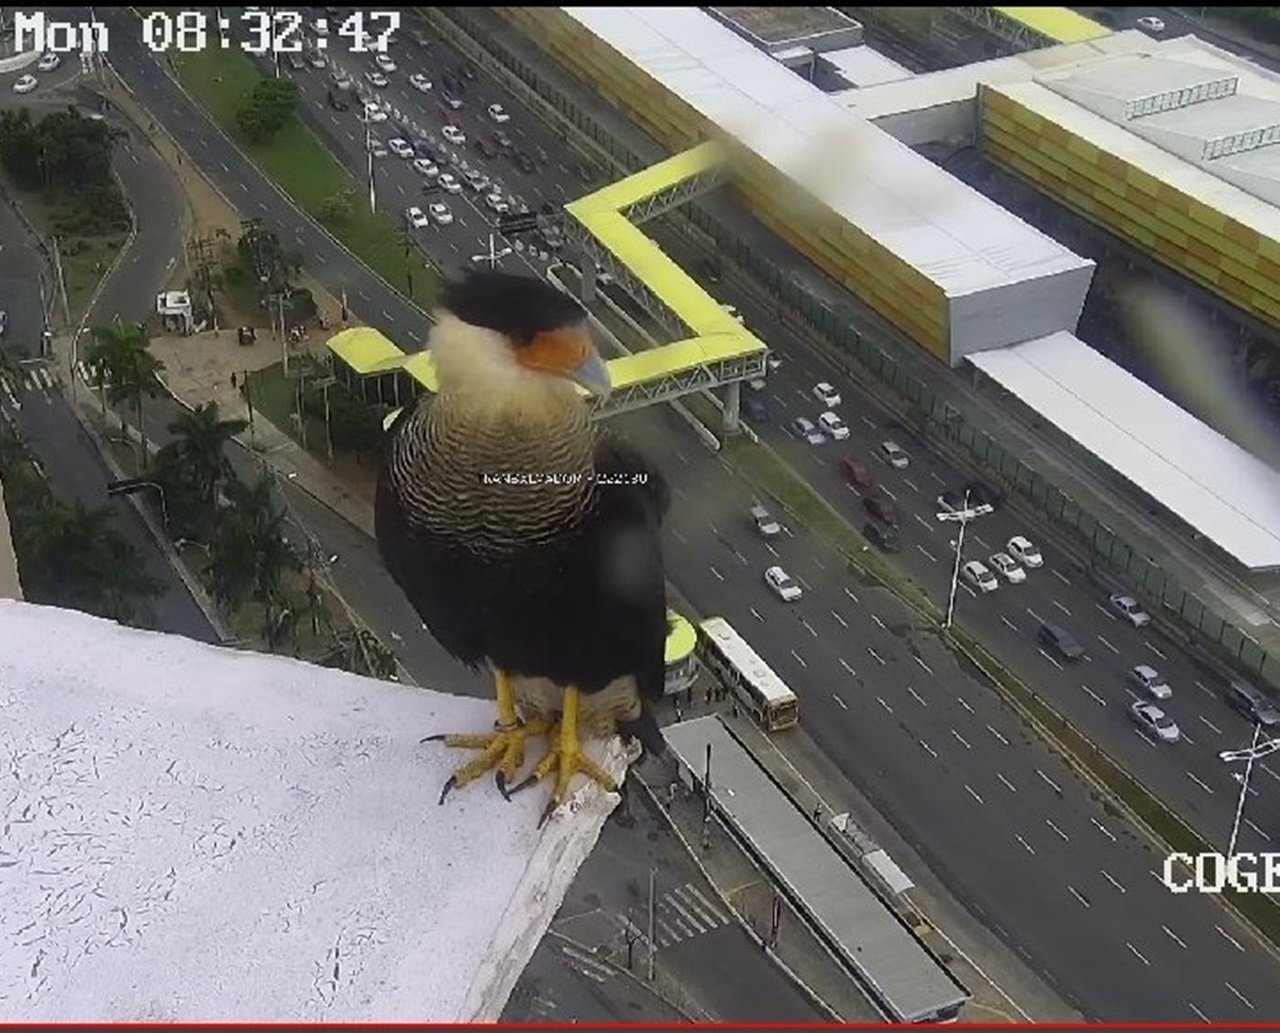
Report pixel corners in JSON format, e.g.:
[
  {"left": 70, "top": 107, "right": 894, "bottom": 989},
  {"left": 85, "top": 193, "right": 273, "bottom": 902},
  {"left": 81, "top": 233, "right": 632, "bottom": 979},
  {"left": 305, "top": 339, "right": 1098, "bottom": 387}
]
[
  {"left": 765, "top": 543, "right": 779, "bottom": 557},
  {"left": 843, "top": 587, "right": 860, "bottom": 604},
  {"left": 1187, "top": 772, "right": 1214, "bottom": 795},
  {"left": 1000, "top": 615, "right": 1018, "bottom": 631},
  {"left": 1038, "top": 648, "right": 1063, "bottom": 671},
  {"left": 988, "top": 725, "right": 1009, "bottom": 745},
  {"left": 917, "top": 544, "right": 937, "bottom": 562},
  {"left": 709, "top": 565, "right": 724, "bottom": 581},
  {"left": 870, "top": 613, "right": 886, "bottom": 630},
  {"left": 1046, "top": 819, "right": 1069, "bottom": 842},
  {"left": 1052, "top": 569, "right": 1070, "bottom": 585},
  {"left": 957, "top": 696, "right": 974, "bottom": 714},
  {"left": 1102, "top": 870, "right": 1126, "bottom": 894},
  {"left": 1224, "top": 983, "right": 1253, "bottom": 1010},
  {"left": 750, "top": 606, "right": 763, "bottom": 622},
  {"left": 861, "top": 415, "right": 876, "bottom": 429},
  {"left": 1081, "top": 684, "right": 1107, "bottom": 706},
  {"left": 832, "top": 610, "right": 848, "bottom": 628},
  {"left": 1263, "top": 763, "right": 1280, "bottom": 785},
  {"left": 1187, "top": 1002, "right": 1208, "bottom": 1022},
  {"left": 1097, "top": 634, "right": 1120, "bottom": 654},
  {"left": 868, "top": 647, "right": 885, "bottom": 666},
  {"left": 1216, "top": 926, "right": 1245, "bottom": 953},
  {"left": 914, "top": 656, "right": 934, "bottom": 675},
  {"left": 1095, "top": 602, "right": 1118, "bottom": 621},
  {"left": 382, "top": 310, "right": 396, "bottom": 322},
  {"left": 730, "top": 545, "right": 748, "bottom": 566},
  {"left": 1015, "top": 833, "right": 1034, "bottom": 854},
  {"left": 790, "top": 649, "right": 807, "bottom": 669},
  {"left": 671, "top": 528, "right": 687, "bottom": 544},
  {"left": 914, "top": 514, "right": 933, "bottom": 533},
  {"left": 1245, "top": 818, "right": 1271, "bottom": 841},
  {"left": 1091, "top": 817, "right": 1117, "bottom": 842},
  {"left": 971, "top": 534, "right": 991, "bottom": 551},
  {"left": 799, "top": 617, "right": 818, "bottom": 638},
  {"left": 1067, "top": 885, "right": 1088, "bottom": 907},
  {"left": 876, "top": 696, "right": 892, "bottom": 713},
  {"left": 1126, "top": 942, "right": 1149, "bottom": 966},
  {"left": 997, "top": 773, "right": 1016, "bottom": 793},
  {"left": 1163, "top": 925, "right": 1187, "bottom": 949},
  {"left": 964, "top": 784, "right": 983, "bottom": 804},
  {"left": 832, "top": 693, "right": 846, "bottom": 710},
  {"left": 1052, "top": 600, "right": 1071, "bottom": 616},
  {"left": 1146, "top": 641, "right": 1168, "bottom": 659},
  {"left": 1198, "top": 715, "right": 1223, "bottom": 735},
  {"left": 1036, "top": 769, "right": 1063, "bottom": 794},
  {"left": 908, "top": 687, "right": 927, "bottom": 707},
  {"left": 902, "top": 476, "right": 919, "bottom": 494},
  {"left": 881, "top": 486, "right": 897, "bottom": 501},
  {"left": 961, "top": 583, "right": 977, "bottom": 599},
  {"left": 951, "top": 729, "right": 971, "bottom": 749},
  {"left": 812, "top": 555, "right": 826, "bottom": 570},
  {"left": 930, "top": 471, "right": 946, "bottom": 486},
  {"left": 920, "top": 741, "right": 938, "bottom": 759},
  {"left": 1026, "top": 607, "right": 1044, "bottom": 623},
  {"left": 839, "top": 658, "right": 856, "bottom": 676}
]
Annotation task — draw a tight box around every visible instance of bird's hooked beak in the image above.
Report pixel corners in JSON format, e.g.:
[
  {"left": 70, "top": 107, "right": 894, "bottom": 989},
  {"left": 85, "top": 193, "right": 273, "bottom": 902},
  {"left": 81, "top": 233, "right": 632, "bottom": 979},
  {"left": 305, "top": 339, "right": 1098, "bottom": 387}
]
[{"left": 567, "top": 348, "right": 612, "bottom": 399}]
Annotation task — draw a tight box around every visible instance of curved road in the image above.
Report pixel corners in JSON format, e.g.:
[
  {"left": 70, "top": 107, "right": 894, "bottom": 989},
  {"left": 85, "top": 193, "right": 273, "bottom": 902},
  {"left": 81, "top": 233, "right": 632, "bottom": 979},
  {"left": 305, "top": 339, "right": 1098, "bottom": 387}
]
[{"left": 93, "top": 9, "right": 1280, "bottom": 1019}]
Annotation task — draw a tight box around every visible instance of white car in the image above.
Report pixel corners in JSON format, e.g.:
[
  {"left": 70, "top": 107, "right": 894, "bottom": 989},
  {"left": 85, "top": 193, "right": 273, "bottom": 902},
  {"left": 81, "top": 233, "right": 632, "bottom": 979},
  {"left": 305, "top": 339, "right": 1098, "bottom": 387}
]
[
  {"left": 412, "top": 158, "right": 439, "bottom": 178},
  {"left": 813, "top": 381, "right": 841, "bottom": 407},
  {"left": 748, "top": 377, "right": 767, "bottom": 392},
  {"left": 988, "top": 552, "right": 1026, "bottom": 584},
  {"left": 1135, "top": 15, "right": 1165, "bottom": 34},
  {"left": 442, "top": 95, "right": 464, "bottom": 111},
  {"left": 1129, "top": 664, "right": 1172, "bottom": 701},
  {"left": 818, "top": 411, "right": 849, "bottom": 441},
  {"left": 405, "top": 205, "right": 430, "bottom": 228},
  {"left": 361, "top": 103, "right": 388, "bottom": 123},
  {"left": 790, "top": 417, "right": 826, "bottom": 446},
  {"left": 488, "top": 103, "right": 511, "bottom": 124},
  {"left": 962, "top": 560, "right": 999, "bottom": 594},
  {"left": 751, "top": 504, "right": 781, "bottom": 538},
  {"left": 307, "top": 50, "right": 327, "bottom": 69},
  {"left": 365, "top": 71, "right": 389, "bottom": 89},
  {"left": 374, "top": 53, "right": 397, "bottom": 73},
  {"left": 13, "top": 74, "right": 37, "bottom": 95},
  {"left": 485, "top": 193, "right": 510, "bottom": 214},
  {"left": 1007, "top": 535, "right": 1043, "bottom": 568},
  {"left": 1130, "top": 701, "right": 1179, "bottom": 743},
  {"left": 721, "top": 303, "right": 745, "bottom": 325},
  {"left": 387, "top": 137, "right": 414, "bottom": 159},
  {"left": 1109, "top": 593, "right": 1151, "bottom": 628},
  {"left": 409, "top": 73, "right": 433, "bottom": 92},
  {"left": 879, "top": 440, "right": 909, "bottom": 469},
  {"left": 36, "top": 52, "right": 60, "bottom": 72},
  {"left": 441, "top": 124, "right": 466, "bottom": 145},
  {"left": 438, "top": 172, "right": 462, "bottom": 194},
  {"left": 367, "top": 137, "right": 387, "bottom": 158},
  {"left": 764, "top": 565, "right": 802, "bottom": 603},
  {"left": 428, "top": 202, "right": 454, "bottom": 226}
]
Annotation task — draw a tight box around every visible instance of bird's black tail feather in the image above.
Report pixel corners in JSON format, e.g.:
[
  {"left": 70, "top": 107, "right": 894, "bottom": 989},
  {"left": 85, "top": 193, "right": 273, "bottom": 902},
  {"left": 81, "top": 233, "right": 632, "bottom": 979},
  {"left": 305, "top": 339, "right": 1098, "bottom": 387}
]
[{"left": 617, "top": 705, "right": 666, "bottom": 759}]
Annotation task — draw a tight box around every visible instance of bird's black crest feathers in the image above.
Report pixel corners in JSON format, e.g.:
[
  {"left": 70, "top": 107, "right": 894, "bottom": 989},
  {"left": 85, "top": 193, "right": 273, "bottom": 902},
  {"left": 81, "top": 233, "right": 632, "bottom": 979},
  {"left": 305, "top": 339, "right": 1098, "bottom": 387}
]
[{"left": 440, "top": 271, "right": 586, "bottom": 345}]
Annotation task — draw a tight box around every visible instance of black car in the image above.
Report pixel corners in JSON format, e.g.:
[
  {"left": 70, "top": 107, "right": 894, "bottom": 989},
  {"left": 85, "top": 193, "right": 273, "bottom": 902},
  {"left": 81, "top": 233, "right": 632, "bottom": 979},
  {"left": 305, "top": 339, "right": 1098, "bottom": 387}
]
[
  {"left": 864, "top": 521, "right": 901, "bottom": 553},
  {"left": 326, "top": 90, "right": 349, "bottom": 112},
  {"left": 421, "top": 181, "right": 442, "bottom": 196},
  {"left": 1225, "top": 679, "right": 1280, "bottom": 726},
  {"left": 964, "top": 479, "right": 1004, "bottom": 510},
  {"left": 514, "top": 150, "right": 536, "bottom": 173},
  {"left": 1038, "top": 622, "right": 1085, "bottom": 662}
]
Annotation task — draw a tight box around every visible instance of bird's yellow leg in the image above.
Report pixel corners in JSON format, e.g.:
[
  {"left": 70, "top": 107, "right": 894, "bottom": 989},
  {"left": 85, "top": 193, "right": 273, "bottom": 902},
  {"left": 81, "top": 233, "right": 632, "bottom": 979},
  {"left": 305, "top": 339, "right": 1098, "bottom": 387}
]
[
  {"left": 423, "top": 670, "right": 550, "bottom": 803},
  {"left": 509, "top": 687, "right": 618, "bottom": 826}
]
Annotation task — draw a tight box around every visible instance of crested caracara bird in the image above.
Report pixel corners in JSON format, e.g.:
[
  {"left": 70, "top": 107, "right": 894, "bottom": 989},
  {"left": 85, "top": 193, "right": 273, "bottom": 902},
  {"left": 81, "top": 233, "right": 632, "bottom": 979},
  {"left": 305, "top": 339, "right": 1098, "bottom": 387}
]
[{"left": 375, "top": 270, "right": 669, "bottom": 823}]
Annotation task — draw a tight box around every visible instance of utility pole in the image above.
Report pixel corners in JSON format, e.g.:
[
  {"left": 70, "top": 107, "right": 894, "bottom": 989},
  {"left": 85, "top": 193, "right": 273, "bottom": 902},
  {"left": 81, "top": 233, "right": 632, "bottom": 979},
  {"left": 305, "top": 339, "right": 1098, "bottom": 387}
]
[
  {"left": 936, "top": 489, "right": 994, "bottom": 630},
  {"left": 322, "top": 377, "right": 334, "bottom": 463},
  {"left": 646, "top": 866, "right": 656, "bottom": 982}
]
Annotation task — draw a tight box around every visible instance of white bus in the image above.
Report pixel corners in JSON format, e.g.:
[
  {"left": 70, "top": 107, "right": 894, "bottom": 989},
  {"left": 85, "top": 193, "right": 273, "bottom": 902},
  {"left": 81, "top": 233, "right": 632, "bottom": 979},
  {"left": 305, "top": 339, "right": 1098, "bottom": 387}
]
[{"left": 696, "top": 617, "right": 799, "bottom": 732}]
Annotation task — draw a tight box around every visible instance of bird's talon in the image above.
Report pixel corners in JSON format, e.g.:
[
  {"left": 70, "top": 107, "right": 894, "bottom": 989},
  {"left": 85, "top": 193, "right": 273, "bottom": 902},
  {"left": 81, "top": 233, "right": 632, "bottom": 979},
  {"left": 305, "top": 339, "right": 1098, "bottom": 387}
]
[
  {"left": 537, "top": 798, "right": 558, "bottom": 830},
  {"left": 421, "top": 733, "right": 447, "bottom": 743},
  {"left": 508, "top": 774, "right": 539, "bottom": 796},
  {"left": 438, "top": 775, "right": 457, "bottom": 806},
  {"left": 496, "top": 770, "right": 511, "bottom": 800}
]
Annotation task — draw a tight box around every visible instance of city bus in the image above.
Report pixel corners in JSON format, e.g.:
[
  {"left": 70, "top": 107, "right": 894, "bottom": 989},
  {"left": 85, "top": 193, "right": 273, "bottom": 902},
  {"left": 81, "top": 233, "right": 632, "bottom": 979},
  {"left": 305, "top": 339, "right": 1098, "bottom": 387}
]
[
  {"left": 664, "top": 609, "right": 700, "bottom": 696},
  {"left": 696, "top": 617, "right": 800, "bottom": 731}
]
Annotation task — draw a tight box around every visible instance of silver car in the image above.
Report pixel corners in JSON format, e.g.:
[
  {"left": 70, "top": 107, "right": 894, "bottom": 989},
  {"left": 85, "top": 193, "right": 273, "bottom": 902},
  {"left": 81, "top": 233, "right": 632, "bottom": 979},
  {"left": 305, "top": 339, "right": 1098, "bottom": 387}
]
[
  {"left": 1130, "top": 701, "right": 1179, "bottom": 742},
  {"left": 1129, "top": 664, "right": 1171, "bottom": 701}
]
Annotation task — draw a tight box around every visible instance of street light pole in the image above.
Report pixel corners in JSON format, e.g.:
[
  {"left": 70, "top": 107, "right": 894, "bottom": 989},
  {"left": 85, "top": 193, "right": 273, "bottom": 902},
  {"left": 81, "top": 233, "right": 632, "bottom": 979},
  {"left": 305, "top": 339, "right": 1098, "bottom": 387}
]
[
  {"left": 936, "top": 489, "right": 994, "bottom": 629},
  {"left": 366, "top": 121, "right": 377, "bottom": 213},
  {"left": 470, "top": 233, "right": 512, "bottom": 269},
  {"left": 646, "top": 865, "right": 656, "bottom": 983},
  {"left": 1220, "top": 723, "right": 1276, "bottom": 857}
]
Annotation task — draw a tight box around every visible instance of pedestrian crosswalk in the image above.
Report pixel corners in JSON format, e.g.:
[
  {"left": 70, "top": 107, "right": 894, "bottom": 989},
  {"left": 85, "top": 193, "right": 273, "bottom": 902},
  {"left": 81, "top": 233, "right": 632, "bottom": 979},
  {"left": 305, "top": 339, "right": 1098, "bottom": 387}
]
[
  {"left": 75, "top": 361, "right": 113, "bottom": 389},
  {"left": 611, "top": 881, "right": 732, "bottom": 951},
  {"left": 557, "top": 941, "right": 616, "bottom": 984},
  {"left": 0, "top": 365, "right": 57, "bottom": 407}
]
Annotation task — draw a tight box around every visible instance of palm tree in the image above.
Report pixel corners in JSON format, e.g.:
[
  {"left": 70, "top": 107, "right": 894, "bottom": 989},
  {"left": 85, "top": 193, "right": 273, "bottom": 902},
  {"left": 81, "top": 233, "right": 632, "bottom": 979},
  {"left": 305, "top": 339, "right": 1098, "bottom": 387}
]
[
  {"left": 165, "top": 402, "right": 248, "bottom": 506},
  {"left": 85, "top": 320, "right": 166, "bottom": 464}
]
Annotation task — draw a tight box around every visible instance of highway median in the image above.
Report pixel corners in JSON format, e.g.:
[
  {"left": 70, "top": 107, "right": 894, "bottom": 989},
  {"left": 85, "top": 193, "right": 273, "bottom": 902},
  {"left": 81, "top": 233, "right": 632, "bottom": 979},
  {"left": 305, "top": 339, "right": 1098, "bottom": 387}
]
[
  {"left": 722, "top": 432, "right": 1280, "bottom": 955},
  {"left": 171, "top": 48, "right": 437, "bottom": 313}
]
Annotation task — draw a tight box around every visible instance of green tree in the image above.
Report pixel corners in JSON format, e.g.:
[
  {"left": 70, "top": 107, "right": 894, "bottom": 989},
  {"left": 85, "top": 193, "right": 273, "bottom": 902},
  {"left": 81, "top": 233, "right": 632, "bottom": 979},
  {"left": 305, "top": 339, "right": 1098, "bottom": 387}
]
[
  {"left": 328, "top": 390, "right": 383, "bottom": 462},
  {"left": 318, "top": 190, "right": 354, "bottom": 224},
  {"left": 163, "top": 401, "right": 247, "bottom": 508},
  {"left": 237, "top": 222, "right": 302, "bottom": 300},
  {"left": 235, "top": 77, "right": 300, "bottom": 143},
  {"left": 0, "top": 106, "right": 119, "bottom": 192},
  {"left": 85, "top": 320, "right": 166, "bottom": 464}
]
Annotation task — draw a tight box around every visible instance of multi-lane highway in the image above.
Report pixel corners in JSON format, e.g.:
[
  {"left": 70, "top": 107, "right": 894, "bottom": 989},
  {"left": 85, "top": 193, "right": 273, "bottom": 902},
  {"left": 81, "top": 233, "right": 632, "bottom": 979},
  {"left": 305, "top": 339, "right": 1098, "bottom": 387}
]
[{"left": 83, "top": 9, "right": 1280, "bottom": 1018}]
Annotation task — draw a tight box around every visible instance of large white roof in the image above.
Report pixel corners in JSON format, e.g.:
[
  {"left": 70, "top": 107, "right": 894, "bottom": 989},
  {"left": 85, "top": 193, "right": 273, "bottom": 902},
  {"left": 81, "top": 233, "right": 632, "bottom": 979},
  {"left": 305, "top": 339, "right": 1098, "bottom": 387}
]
[
  {"left": 0, "top": 600, "right": 625, "bottom": 1020},
  {"left": 562, "top": 7, "right": 1090, "bottom": 298},
  {"left": 968, "top": 334, "right": 1280, "bottom": 571}
]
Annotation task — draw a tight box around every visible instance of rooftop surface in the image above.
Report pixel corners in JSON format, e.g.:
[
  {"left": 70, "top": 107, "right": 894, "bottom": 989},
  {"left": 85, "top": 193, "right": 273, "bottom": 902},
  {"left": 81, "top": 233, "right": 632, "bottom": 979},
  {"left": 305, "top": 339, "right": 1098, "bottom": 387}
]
[
  {"left": 663, "top": 715, "right": 968, "bottom": 1024},
  {"left": 708, "top": 6, "right": 857, "bottom": 47},
  {"left": 562, "top": 6, "right": 1090, "bottom": 298},
  {"left": 0, "top": 600, "right": 625, "bottom": 1020},
  {"left": 968, "top": 333, "right": 1280, "bottom": 571}
]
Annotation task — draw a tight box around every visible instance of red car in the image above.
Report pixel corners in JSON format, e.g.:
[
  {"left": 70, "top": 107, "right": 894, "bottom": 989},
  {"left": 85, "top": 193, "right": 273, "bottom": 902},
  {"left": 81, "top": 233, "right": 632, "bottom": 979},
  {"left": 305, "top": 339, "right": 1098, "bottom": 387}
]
[
  {"left": 840, "top": 456, "right": 874, "bottom": 490},
  {"left": 863, "top": 493, "right": 897, "bottom": 526}
]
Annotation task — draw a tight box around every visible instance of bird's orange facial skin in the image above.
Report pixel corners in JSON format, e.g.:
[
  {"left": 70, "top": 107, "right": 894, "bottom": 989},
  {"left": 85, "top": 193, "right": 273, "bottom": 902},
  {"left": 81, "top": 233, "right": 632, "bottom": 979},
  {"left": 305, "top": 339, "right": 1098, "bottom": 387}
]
[{"left": 517, "top": 325, "right": 592, "bottom": 377}]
